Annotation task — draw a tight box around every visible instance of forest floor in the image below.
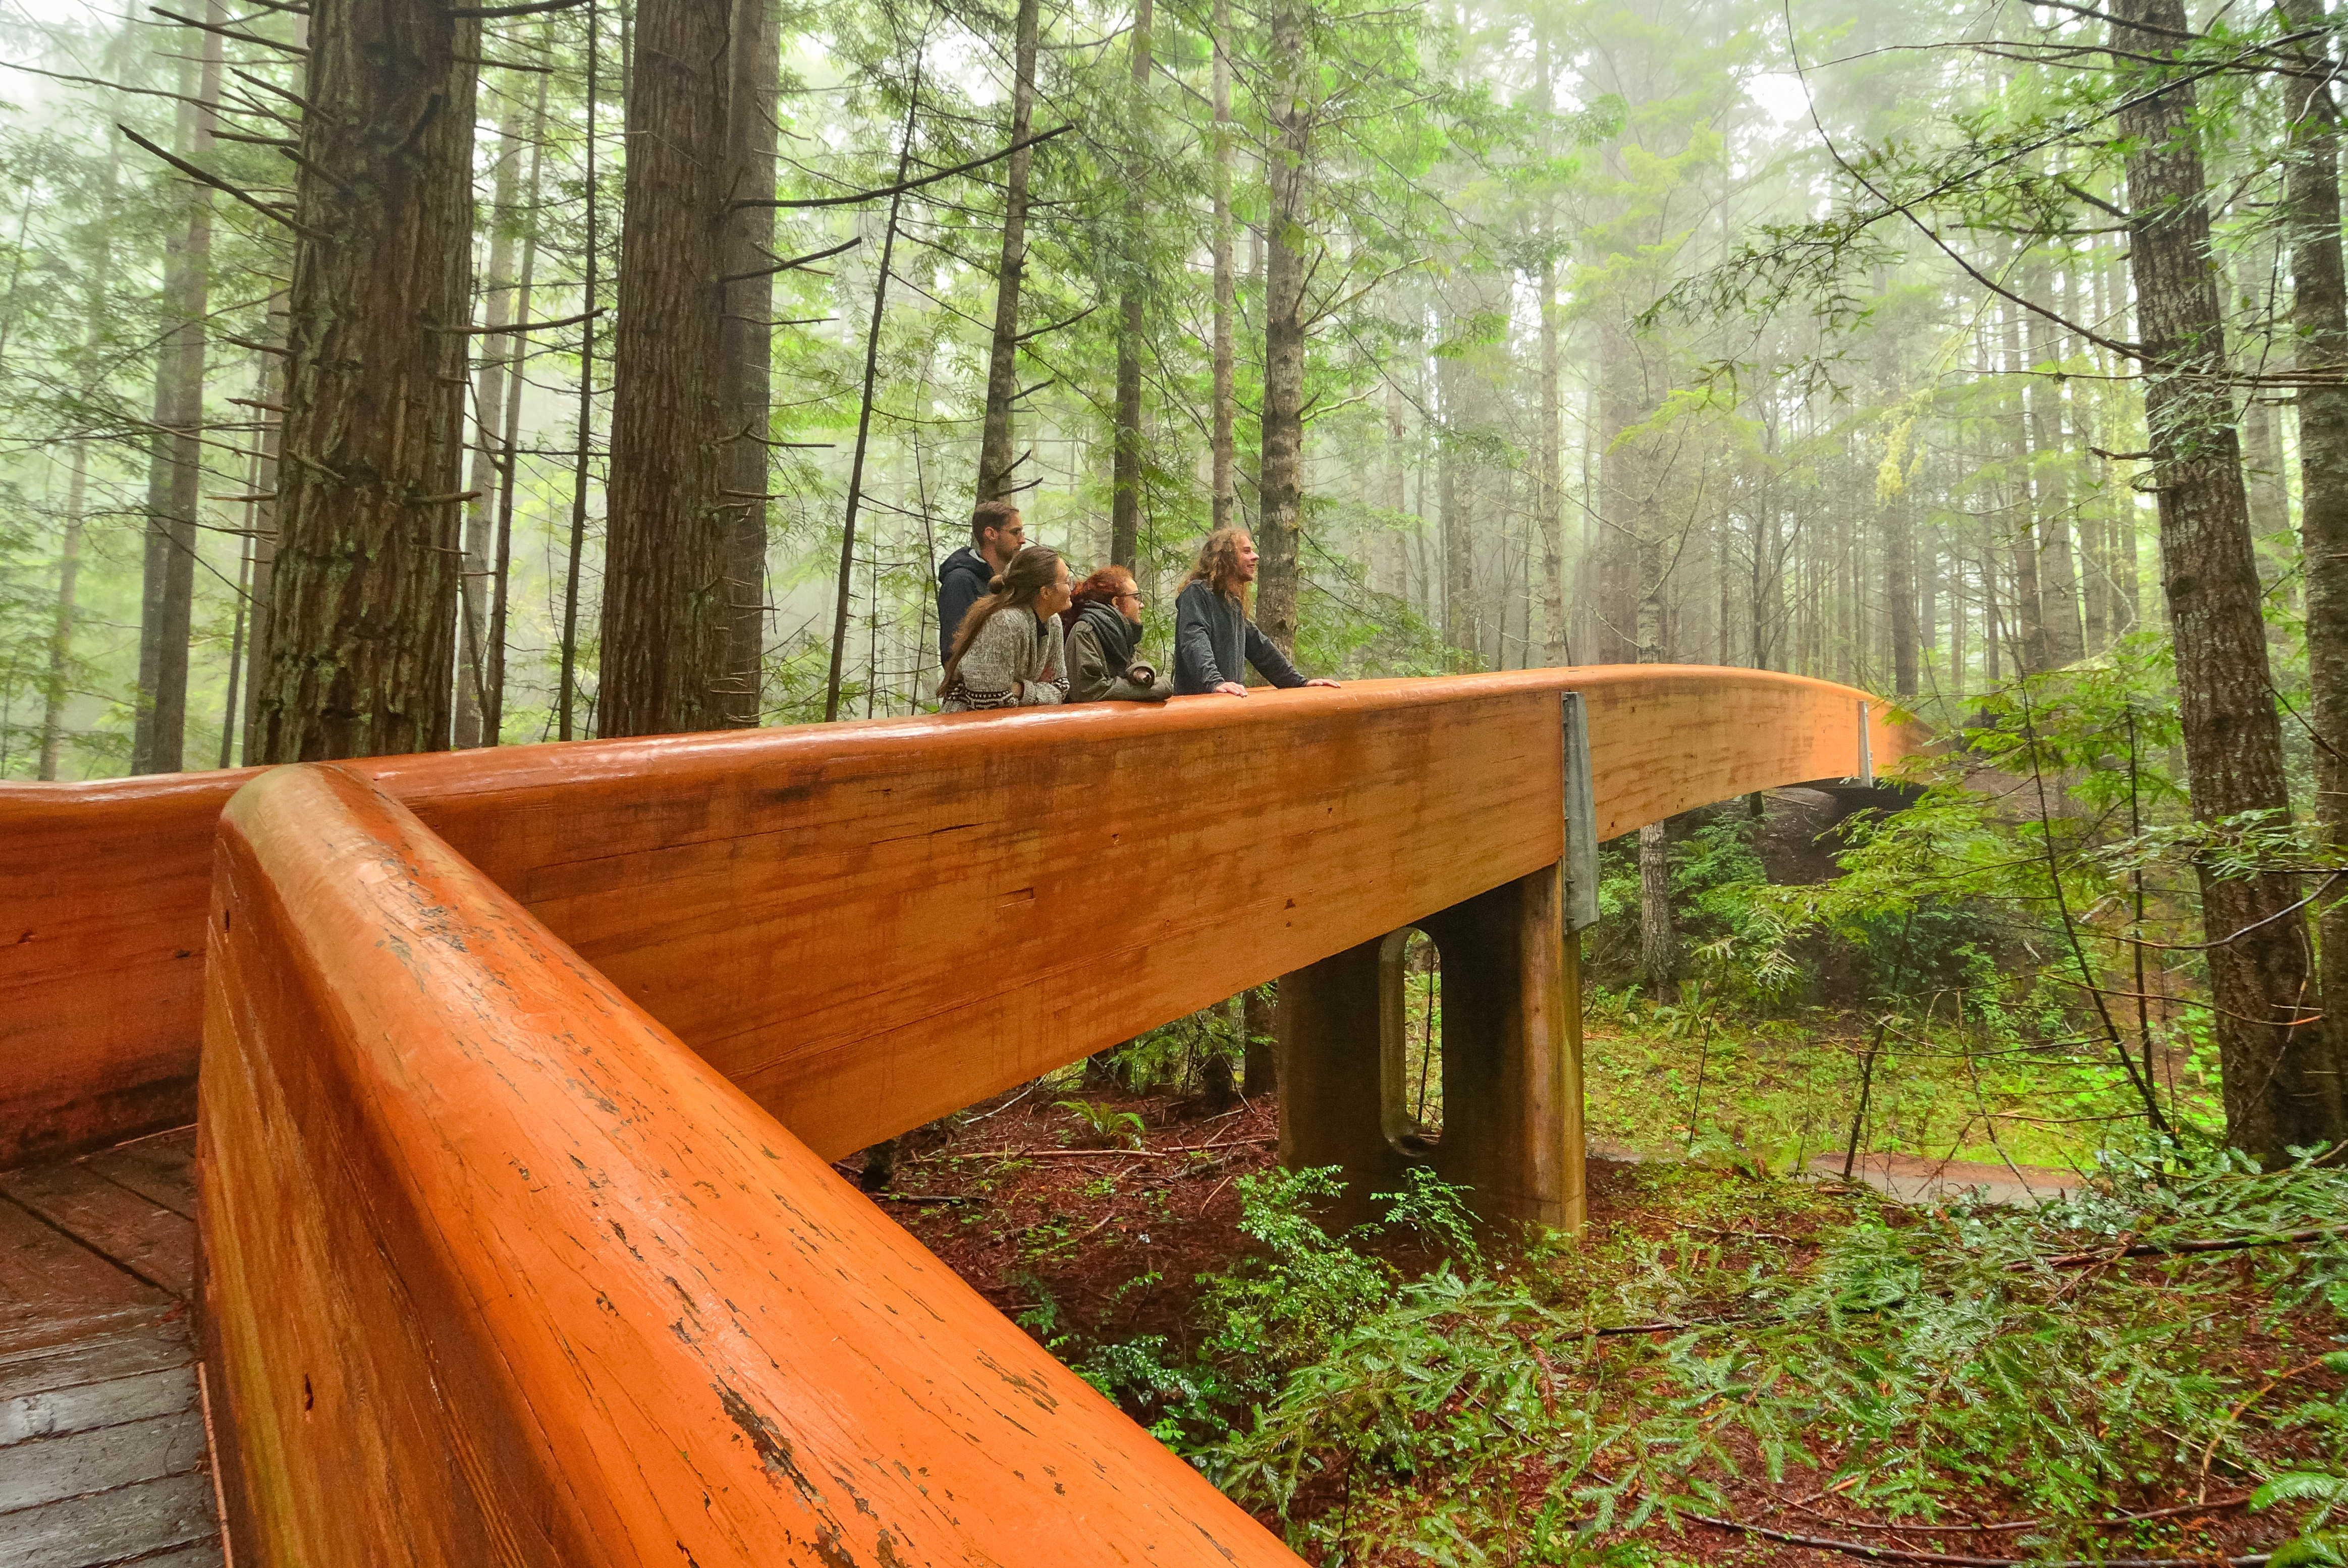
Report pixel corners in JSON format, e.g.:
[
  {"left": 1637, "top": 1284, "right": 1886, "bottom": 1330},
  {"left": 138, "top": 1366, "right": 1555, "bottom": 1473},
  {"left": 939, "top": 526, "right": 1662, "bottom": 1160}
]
[{"left": 858, "top": 1070, "right": 2344, "bottom": 1567}]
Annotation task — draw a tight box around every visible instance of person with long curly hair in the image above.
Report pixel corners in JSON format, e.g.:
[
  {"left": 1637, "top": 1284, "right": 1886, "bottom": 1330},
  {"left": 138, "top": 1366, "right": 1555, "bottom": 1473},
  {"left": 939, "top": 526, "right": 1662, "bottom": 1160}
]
[
  {"left": 1062, "top": 566, "right": 1172, "bottom": 703},
  {"left": 1172, "top": 528, "right": 1340, "bottom": 696}
]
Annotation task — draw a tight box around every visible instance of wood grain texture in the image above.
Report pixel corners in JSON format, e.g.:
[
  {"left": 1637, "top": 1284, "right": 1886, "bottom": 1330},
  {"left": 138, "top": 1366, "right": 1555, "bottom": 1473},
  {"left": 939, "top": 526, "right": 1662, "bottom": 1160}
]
[
  {"left": 202, "top": 763, "right": 1300, "bottom": 1567},
  {"left": 5, "top": 667, "right": 1922, "bottom": 1165}
]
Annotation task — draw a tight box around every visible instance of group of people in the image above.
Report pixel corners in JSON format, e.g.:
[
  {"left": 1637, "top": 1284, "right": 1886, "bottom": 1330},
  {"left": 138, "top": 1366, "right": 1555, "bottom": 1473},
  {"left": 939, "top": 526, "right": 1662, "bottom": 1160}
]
[{"left": 931, "top": 498, "right": 1339, "bottom": 712}]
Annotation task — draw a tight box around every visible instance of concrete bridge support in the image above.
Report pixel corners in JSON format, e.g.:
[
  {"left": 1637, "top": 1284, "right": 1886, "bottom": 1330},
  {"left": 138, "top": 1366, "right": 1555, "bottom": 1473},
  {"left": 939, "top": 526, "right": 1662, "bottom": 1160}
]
[{"left": 1276, "top": 861, "right": 1587, "bottom": 1235}]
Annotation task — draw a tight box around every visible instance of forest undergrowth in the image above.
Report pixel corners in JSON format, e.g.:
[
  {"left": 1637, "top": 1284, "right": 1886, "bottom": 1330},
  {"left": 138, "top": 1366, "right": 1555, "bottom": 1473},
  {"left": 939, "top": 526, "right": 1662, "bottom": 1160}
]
[{"left": 876, "top": 1076, "right": 2348, "bottom": 1568}]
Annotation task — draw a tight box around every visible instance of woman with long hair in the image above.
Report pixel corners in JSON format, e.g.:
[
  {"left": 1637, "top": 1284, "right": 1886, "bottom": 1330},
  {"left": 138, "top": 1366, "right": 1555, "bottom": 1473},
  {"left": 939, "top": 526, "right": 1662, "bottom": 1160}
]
[
  {"left": 1063, "top": 566, "right": 1172, "bottom": 703},
  {"left": 939, "top": 544, "right": 1073, "bottom": 710},
  {"left": 1172, "top": 527, "right": 1340, "bottom": 696}
]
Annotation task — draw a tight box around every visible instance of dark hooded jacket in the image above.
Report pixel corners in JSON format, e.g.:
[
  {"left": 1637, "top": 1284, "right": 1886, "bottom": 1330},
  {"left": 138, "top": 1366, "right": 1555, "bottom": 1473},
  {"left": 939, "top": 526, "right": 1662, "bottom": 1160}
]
[
  {"left": 1173, "top": 580, "right": 1306, "bottom": 694},
  {"left": 1065, "top": 601, "right": 1172, "bottom": 703},
  {"left": 936, "top": 545, "right": 995, "bottom": 666}
]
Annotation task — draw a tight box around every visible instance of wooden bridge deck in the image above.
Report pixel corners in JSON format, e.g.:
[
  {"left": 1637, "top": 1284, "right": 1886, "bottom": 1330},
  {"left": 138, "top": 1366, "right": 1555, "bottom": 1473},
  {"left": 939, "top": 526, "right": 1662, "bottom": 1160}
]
[{"left": 0, "top": 1127, "right": 222, "bottom": 1568}]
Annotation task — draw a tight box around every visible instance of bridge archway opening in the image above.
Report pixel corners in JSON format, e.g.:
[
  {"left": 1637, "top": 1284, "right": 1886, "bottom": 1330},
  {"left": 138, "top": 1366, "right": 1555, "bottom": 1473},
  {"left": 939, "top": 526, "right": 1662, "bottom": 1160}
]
[{"left": 1378, "top": 928, "right": 1444, "bottom": 1155}]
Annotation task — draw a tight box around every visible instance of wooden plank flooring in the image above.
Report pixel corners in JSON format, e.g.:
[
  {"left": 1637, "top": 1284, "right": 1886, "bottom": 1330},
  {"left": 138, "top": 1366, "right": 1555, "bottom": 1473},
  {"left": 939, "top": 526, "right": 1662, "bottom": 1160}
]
[{"left": 0, "top": 1128, "right": 224, "bottom": 1567}]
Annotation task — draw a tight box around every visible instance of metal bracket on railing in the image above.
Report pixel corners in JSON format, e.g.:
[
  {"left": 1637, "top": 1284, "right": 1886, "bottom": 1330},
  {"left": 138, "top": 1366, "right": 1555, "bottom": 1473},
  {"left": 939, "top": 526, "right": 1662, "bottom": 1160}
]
[
  {"left": 1561, "top": 692, "right": 1600, "bottom": 933},
  {"left": 1855, "top": 700, "right": 1875, "bottom": 788}
]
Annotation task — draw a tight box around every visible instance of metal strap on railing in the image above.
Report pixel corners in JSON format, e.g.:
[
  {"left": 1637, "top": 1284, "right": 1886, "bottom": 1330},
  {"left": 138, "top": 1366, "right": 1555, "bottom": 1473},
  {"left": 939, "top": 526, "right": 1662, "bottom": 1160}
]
[{"left": 1561, "top": 692, "right": 1600, "bottom": 933}]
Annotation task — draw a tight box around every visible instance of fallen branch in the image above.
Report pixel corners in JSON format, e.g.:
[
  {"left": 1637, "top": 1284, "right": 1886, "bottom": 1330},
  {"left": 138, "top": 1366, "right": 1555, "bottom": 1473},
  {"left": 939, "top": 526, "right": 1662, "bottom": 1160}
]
[
  {"left": 2012, "top": 1224, "right": 2348, "bottom": 1272},
  {"left": 1681, "top": 1507, "right": 2273, "bottom": 1568}
]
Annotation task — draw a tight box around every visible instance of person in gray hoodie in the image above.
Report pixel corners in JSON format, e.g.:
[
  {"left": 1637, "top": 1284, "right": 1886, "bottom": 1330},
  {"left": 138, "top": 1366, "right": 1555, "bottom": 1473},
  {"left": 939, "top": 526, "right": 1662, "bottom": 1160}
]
[
  {"left": 935, "top": 499, "right": 1026, "bottom": 666},
  {"left": 1172, "top": 527, "right": 1341, "bottom": 696}
]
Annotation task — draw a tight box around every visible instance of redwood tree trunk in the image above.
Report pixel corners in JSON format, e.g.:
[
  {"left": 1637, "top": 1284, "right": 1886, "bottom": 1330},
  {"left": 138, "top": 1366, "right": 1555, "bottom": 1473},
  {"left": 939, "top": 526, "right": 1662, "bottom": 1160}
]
[
  {"left": 2115, "top": 0, "right": 2340, "bottom": 1159},
  {"left": 2282, "top": 0, "right": 2348, "bottom": 1150},
  {"left": 721, "top": 0, "right": 778, "bottom": 726},
  {"left": 976, "top": 0, "right": 1038, "bottom": 503},
  {"left": 255, "top": 0, "right": 476, "bottom": 762},
  {"left": 1254, "top": 0, "right": 1309, "bottom": 655},
  {"left": 600, "top": 0, "right": 734, "bottom": 738}
]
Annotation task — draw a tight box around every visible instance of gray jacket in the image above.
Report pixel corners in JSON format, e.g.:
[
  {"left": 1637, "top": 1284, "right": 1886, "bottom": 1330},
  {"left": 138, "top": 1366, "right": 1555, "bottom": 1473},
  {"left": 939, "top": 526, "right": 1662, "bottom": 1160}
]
[
  {"left": 1173, "top": 580, "right": 1305, "bottom": 695},
  {"left": 1066, "top": 603, "right": 1172, "bottom": 703}
]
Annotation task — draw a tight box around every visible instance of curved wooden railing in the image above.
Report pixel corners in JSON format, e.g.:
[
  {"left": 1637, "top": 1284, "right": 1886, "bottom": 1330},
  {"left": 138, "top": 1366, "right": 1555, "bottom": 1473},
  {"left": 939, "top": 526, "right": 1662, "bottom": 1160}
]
[
  {"left": 7, "top": 668, "right": 1923, "bottom": 1562},
  {"left": 3, "top": 668, "right": 1917, "bottom": 1167}
]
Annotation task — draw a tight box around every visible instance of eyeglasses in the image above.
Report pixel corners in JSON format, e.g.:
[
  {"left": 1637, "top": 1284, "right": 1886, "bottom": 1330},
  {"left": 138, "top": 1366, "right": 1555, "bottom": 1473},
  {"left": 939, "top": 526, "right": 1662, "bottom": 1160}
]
[{"left": 1117, "top": 591, "right": 1145, "bottom": 604}]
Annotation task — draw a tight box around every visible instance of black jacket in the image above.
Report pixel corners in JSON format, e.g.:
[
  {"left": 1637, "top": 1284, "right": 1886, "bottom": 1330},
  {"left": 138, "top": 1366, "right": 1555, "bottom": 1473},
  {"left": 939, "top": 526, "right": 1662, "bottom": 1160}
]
[
  {"left": 1173, "top": 580, "right": 1306, "bottom": 695},
  {"left": 936, "top": 546, "right": 994, "bottom": 666}
]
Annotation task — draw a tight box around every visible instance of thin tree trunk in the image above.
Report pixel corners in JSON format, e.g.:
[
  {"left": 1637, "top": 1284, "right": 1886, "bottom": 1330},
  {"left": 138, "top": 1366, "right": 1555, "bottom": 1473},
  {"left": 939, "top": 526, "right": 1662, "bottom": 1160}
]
[
  {"left": 1886, "top": 410, "right": 1918, "bottom": 698},
  {"left": 2282, "top": 0, "right": 2348, "bottom": 1156},
  {"left": 600, "top": 0, "right": 735, "bottom": 739},
  {"left": 2115, "top": 0, "right": 2339, "bottom": 1159},
  {"left": 455, "top": 101, "right": 527, "bottom": 749},
  {"left": 256, "top": 0, "right": 477, "bottom": 762},
  {"left": 825, "top": 59, "right": 922, "bottom": 719},
  {"left": 486, "top": 63, "right": 552, "bottom": 747},
  {"left": 976, "top": 0, "right": 1038, "bottom": 503},
  {"left": 1637, "top": 538, "right": 1675, "bottom": 997},
  {"left": 38, "top": 118, "right": 122, "bottom": 781},
  {"left": 1540, "top": 255, "right": 1566, "bottom": 664},
  {"left": 131, "top": 4, "right": 223, "bottom": 775},
  {"left": 2000, "top": 291, "right": 2047, "bottom": 676},
  {"left": 2025, "top": 256, "right": 2085, "bottom": 666},
  {"left": 1208, "top": 0, "right": 1235, "bottom": 532},
  {"left": 720, "top": 0, "right": 779, "bottom": 726},
  {"left": 1254, "top": 0, "right": 1309, "bottom": 655},
  {"left": 1109, "top": 0, "right": 1152, "bottom": 571},
  {"left": 560, "top": 0, "right": 603, "bottom": 743}
]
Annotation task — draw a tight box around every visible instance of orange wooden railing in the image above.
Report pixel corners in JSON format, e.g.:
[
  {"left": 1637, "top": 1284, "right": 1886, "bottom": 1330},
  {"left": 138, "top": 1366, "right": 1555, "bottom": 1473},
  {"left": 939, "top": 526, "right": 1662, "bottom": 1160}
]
[
  {"left": 7, "top": 667, "right": 1920, "bottom": 1564},
  {"left": 3, "top": 668, "right": 1915, "bottom": 1168}
]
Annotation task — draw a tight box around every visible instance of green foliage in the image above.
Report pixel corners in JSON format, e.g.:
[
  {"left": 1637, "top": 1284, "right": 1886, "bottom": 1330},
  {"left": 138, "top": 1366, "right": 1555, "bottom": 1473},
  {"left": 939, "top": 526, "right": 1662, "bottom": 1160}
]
[{"left": 1054, "top": 1098, "right": 1146, "bottom": 1149}]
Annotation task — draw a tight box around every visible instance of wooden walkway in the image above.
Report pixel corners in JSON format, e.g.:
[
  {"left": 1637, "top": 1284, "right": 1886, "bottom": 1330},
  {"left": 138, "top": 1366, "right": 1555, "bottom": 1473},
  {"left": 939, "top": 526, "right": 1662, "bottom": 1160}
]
[{"left": 0, "top": 1128, "right": 224, "bottom": 1567}]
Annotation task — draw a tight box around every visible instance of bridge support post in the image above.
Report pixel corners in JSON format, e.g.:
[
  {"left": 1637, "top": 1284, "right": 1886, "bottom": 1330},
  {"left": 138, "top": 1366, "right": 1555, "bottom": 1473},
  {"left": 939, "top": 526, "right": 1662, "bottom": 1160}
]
[{"left": 1275, "top": 862, "right": 1586, "bottom": 1236}]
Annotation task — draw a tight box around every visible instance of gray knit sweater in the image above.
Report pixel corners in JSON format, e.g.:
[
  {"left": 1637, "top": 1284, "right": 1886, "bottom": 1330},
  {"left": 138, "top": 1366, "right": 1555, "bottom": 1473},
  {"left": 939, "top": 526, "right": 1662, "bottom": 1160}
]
[{"left": 941, "top": 608, "right": 1068, "bottom": 711}]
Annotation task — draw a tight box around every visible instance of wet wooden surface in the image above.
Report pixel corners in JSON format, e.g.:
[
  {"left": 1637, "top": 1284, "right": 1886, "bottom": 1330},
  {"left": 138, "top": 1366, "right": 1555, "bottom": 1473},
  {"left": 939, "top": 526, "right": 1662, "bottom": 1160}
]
[
  {"left": 0, "top": 667, "right": 1924, "bottom": 1169},
  {"left": 0, "top": 1126, "right": 223, "bottom": 1566}
]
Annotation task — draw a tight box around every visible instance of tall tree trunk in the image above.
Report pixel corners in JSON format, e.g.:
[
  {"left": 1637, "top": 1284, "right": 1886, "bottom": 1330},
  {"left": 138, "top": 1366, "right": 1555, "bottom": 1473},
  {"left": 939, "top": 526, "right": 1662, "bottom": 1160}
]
[
  {"left": 720, "top": 0, "right": 779, "bottom": 726},
  {"left": 600, "top": 0, "right": 734, "bottom": 738},
  {"left": 1254, "top": 0, "right": 1309, "bottom": 654},
  {"left": 454, "top": 101, "right": 527, "bottom": 750},
  {"left": 559, "top": 0, "right": 602, "bottom": 743},
  {"left": 1437, "top": 338, "right": 1472, "bottom": 659},
  {"left": 1637, "top": 536, "right": 1675, "bottom": 997},
  {"left": 39, "top": 117, "right": 123, "bottom": 780},
  {"left": 1208, "top": 0, "right": 1236, "bottom": 532},
  {"left": 2025, "top": 257, "right": 2085, "bottom": 666},
  {"left": 255, "top": 0, "right": 477, "bottom": 762},
  {"left": 2115, "top": 0, "right": 2340, "bottom": 1159},
  {"left": 1885, "top": 453, "right": 1917, "bottom": 698},
  {"left": 485, "top": 63, "right": 552, "bottom": 747},
  {"left": 1109, "top": 0, "right": 1152, "bottom": 571},
  {"left": 131, "top": 5, "right": 223, "bottom": 775},
  {"left": 2283, "top": 0, "right": 2348, "bottom": 1157},
  {"left": 1540, "top": 255, "right": 1566, "bottom": 665},
  {"left": 976, "top": 0, "right": 1038, "bottom": 502},
  {"left": 1999, "top": 291, "right": 2048, "bottom": 675}
]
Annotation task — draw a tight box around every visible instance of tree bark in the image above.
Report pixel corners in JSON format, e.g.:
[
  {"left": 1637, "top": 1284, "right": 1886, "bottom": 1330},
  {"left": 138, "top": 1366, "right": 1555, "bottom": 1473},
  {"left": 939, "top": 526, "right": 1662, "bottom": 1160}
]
[
  {"left": 1999, "top": 290, "right": 2048, "bottom": 676},
  {"left": 1540, "top": 252, "right": 1567, "bottom": 665},
  {"left": 1208, "top": 0, "right": 1236, "bottom": 533},
  {"left": 720, "top": 0, "right": 779, "bottom": 726},
  {"left": 599, "top": 0, "right": 735, "bottom": 739},
  {"left": 131, "top": 4, "right": 223, "bottom": 775},
  {"left": 1254, "top": 0, "right": 1309, "bottom": 655},
  {"left": 2024, "top": 256, "right": 2085, "bottom": 666},
  {"left": 976, "top": 0, "right": 1039, "bottom": 503},
  {"left": 255, "top": 0, "right": 476, "bottom": 762},
  {"left": 2115, "top": 0, "right": 2340, "bottom": 1159},
  {"left": 1109, "top": 0, "right": 1152, "bottom": 571},
  {"left": 2282, "top": 0, "right": 2348, "bottom": 1155},
  {"left": 559, "top": 0, "right": 602, "bottom": 742},
  {"left": 1637, "top": 543, "right": 1675, "bottom": 997},
  {"left": 454, "top": 101, "right": 527, "bottom": 750},
  {"left": 485, "top": 64, "right": 551, "bottom": 747}
]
